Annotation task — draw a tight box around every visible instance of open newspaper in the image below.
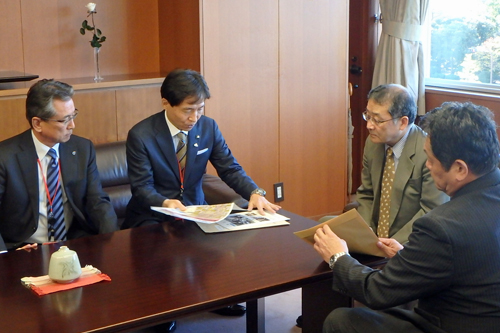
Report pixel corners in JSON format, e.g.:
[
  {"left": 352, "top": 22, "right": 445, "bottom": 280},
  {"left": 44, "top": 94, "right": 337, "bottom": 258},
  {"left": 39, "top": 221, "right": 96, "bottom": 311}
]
[
  {"left": 294, "top": 209, "right": 386, "bottom": 257},
  {"left": 195, "top": 210, "right": 290, "bottom": 233},
  {"left": 151, "top": 203, "right": 289, "bottom": 233},
  {"left": 151, "top": 203, "right": 235, "bottom": 223}
]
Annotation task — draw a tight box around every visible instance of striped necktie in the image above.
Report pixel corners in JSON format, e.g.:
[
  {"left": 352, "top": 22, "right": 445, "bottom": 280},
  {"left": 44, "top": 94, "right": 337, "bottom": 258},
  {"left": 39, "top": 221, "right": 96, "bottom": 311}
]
[
  {"left": 176, "top": 132, "right": 187, "bottom": 170},
  {"left": 377, "top": 147, "right": 395, "bottom": 238},
  {"left": 46, "top": 148, "right": 66, "bottom": 241}
]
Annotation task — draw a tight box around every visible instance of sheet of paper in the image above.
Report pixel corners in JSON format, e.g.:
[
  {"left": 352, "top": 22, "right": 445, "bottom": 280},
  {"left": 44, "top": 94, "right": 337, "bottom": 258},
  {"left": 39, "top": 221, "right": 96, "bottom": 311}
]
[
  {"left": 196, "top": 211, "right": 290, "bottom": 233},
  {"left": 151, "top": 203, "right": 234, "bottom": 223},
  {"left": 294, "top": 209, "right": 386, "bottom": 257}
]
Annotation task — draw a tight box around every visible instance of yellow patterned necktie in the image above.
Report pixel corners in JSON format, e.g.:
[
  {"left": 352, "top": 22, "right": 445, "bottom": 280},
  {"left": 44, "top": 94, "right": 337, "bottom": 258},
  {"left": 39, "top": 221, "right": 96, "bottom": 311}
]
[
  {"left": 175, "top": 132, "right": 187, "bottom": 170},
  {"left": 377, "top": 147, "right": 394, "bottom": 238}
]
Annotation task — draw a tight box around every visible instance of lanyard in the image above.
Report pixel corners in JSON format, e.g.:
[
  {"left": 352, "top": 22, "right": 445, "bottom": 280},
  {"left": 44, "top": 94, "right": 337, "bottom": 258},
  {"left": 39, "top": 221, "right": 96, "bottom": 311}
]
[
  {"left": 177, "top": 159, "right": 185, "bottom": 195},
  {"left": 37, "top": 158, "right": 62, "bottom": 215}
]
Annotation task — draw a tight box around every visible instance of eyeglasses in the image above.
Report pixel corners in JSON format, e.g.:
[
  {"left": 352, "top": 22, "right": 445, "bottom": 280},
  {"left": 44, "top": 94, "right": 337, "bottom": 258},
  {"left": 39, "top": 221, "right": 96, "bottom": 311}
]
[
  {"left": 42, "top": 110, "right": 79, "bottom": 125},
  {"left": 362, "top": 111, "right": 400, "bottom": 126}
]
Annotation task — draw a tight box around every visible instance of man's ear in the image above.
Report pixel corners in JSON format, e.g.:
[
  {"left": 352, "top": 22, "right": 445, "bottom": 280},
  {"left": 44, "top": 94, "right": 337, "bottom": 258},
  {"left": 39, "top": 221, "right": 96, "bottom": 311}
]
[
  {"left": 31, "top": 117, "right": 42, "bottom": 133},
  {"left": 453, "top": 159, "right": 469, "bottom": 182},
  {"left": 161, "top": 98, "right": 170, "bottom": 109},
  {"left": 399, "top": 116, "right": 409, "bottom": 130}
]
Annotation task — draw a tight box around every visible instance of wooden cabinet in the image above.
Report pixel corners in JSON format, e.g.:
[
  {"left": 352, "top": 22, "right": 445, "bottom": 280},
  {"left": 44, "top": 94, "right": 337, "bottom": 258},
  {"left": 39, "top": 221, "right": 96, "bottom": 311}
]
[{"left": 0, "top": 0, "right": 349, "bottom": 218}]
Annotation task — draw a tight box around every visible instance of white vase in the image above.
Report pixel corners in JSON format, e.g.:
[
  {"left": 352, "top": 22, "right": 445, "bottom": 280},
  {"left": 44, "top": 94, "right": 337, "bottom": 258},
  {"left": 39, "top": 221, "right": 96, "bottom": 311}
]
[{"left": 93, "top": 47, "right": 103, "bottom": 82}]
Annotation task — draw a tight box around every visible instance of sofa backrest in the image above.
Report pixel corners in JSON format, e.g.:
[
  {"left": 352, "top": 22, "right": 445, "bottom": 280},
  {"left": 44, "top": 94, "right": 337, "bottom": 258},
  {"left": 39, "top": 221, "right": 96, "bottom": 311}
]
[
  {"left": 95, "top": 141, "right": 130, "bottom": 225},
  {"left": 94, "top": 141, "right": 248, "bottom": 226}
]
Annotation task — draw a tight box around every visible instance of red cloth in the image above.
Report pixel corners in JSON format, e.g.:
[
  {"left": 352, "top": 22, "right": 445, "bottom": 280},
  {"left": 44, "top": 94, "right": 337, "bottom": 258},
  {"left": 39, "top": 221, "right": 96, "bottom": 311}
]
[{"left": 28, "top": 273, "right": 111, "bottom": 296}]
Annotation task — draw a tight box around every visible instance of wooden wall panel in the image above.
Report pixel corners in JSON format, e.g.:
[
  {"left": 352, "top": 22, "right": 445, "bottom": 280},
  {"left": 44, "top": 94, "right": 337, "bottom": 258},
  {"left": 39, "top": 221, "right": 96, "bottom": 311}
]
[
  {"left": 0, "top": 97, "right": 30, "bottom": 141},
  {"left": 279, "top": 0, "right": 349, "bottom": 217},
  {"left": 0, "top": 2, "right": 24, "bottom": 72},
  {"left": 201, "top": 0, "right": 279, "bottom": 193},
  {"left": 72, "top": 90, "right": 117, "bottom": 144},
  {"left": 426, "top": 89, "right": 500, "bottom": 139},
  {"left": 18, "top": 0, "right": 160, "bottom": 80},
  {"left": 158, "top": 0, "right": 201, "bottom": 72},
  {"left": 115, "top": 85, "right": 163, "bottom": 141}
]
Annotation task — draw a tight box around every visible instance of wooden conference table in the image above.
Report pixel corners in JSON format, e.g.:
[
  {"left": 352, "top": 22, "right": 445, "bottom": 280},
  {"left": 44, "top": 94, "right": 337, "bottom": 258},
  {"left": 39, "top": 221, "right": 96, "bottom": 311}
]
[{"left": 0, "top": 210, "right": 386, "bottom": 333}]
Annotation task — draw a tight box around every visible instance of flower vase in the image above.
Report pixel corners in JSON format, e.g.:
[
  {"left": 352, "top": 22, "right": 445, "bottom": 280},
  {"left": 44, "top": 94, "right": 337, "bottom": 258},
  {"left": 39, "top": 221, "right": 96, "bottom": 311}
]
[{"left": 93, "top": 47, "right": 103, "bottom": 82}]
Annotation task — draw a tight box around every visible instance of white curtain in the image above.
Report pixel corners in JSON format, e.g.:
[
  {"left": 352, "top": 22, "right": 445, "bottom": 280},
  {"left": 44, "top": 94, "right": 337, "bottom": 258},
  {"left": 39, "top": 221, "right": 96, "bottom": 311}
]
[{"left": 372, "top": 0, "right": 430, "bottom": 115}]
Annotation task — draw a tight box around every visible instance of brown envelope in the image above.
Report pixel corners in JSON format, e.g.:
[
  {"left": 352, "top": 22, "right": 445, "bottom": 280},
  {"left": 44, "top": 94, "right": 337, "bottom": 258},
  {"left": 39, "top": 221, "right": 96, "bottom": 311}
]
[{"left": 294, "top": 209, "right": 386, "bottom": 257}]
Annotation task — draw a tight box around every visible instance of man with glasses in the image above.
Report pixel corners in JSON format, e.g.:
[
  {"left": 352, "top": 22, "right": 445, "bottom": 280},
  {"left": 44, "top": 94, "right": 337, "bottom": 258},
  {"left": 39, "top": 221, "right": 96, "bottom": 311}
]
[
  {"left": 355, "top": 84, "right": 448, "bottom": 243},
  {"left": 0, "top": 79, "right": 117, "bottom": 252}
]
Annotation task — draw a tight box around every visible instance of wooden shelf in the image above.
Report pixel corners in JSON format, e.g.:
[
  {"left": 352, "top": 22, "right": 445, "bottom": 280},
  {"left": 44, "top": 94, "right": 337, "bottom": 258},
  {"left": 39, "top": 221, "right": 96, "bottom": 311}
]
[{"left": 0, "top": 73, "right": 165, "bottom": 97}]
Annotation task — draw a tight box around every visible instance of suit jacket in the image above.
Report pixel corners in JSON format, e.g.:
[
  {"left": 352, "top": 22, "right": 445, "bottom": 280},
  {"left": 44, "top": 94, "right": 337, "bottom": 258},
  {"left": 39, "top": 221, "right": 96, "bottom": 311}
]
[
  {"left": 332, "top": 169, "right": 500, "bottom": 333},
  {"left": 356, "top": 125, "right": 449, "bottom": 243},
  {"left": 123, "top": 111, "right": 258, "bottom": 228},
  {"left": 0, "top": 130, "right": 118, "bottom": 251}
]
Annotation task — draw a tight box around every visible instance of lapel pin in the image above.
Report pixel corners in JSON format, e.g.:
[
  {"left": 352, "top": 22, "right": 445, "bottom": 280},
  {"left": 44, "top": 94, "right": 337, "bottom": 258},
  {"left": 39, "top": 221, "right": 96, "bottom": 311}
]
[
  {"left": 72, "top": 151, "right": 76, "bottom": 155},
  {"left": 194, "top": 143, "right": 199, "bottom": 147}
]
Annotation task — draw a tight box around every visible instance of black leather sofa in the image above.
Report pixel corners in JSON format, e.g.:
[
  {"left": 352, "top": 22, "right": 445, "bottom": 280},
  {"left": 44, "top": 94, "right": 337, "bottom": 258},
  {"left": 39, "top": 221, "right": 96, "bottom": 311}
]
[{"left": 94, "top": 141, "right": 248, "bottom": 226}]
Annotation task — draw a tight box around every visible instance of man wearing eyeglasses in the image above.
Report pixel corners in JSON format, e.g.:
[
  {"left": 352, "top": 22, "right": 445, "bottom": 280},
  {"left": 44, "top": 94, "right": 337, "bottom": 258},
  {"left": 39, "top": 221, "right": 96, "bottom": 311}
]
[
  {"left": 354, "top": 84, "right": 449, "bottom": 244},
  {"left": 0, "top": 79, "right": 117, "bottom": 252}
]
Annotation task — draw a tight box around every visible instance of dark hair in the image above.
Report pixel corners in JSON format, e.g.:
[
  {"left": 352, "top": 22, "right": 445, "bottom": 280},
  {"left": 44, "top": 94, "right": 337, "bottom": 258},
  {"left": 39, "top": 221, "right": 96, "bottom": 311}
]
[
  {"left": 26, "top": 79, "right": 74, "bottom": 127},
  {"left": 420, "top": 101, "right": 500, "bottom": 175},
  {"left": 160, "top": 69, "right": 210, "bottom": 107},
  {"left": 367, "top": 84, "right": 417, "bottom": 124}
]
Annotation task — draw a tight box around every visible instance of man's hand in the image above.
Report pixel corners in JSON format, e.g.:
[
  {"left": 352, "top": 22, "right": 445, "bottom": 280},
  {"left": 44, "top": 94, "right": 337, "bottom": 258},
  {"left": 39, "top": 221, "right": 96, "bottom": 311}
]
[
  {"left": 16, "top": 243, "right": 38, "bottom": 252},
  {"left": 162, "top": 199, "right": 187, "bottom": 211},
  {"left": 313, "top": 225, "right": 349, "bottom": 263},
  {"left": 247, "top": 194, "right": 281, "bottom": 215},
  {"left": 377, "top": 238, "right": 404, "bottom": 258}
]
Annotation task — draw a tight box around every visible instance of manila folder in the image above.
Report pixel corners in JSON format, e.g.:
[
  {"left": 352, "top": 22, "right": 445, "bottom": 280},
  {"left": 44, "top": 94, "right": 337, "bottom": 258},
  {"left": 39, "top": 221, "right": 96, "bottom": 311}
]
[{"left": 294, "top": 209, "right": 385, "bottom": 257}]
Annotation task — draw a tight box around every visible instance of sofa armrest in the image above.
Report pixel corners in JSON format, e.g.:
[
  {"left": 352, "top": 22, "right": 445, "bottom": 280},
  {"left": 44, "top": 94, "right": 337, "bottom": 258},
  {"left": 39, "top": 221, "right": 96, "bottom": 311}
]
[
  {"left": 343, "top": 200, "right": 359, "bottom": 213},
  {"left": 202, "top": 174, "right": 249, "bottom": 208}
]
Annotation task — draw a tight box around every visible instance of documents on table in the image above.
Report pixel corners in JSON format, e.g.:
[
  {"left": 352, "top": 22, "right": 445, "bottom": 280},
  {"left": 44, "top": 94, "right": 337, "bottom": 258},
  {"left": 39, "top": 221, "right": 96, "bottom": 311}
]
[
  {"left": 151, "top": 203, "right": 235, "bottom": 223},
  {"left": 294, "top": 209, "right": 386, "bottom": 257},
  {"left": 151, "top": 202, "right": 290, "bottom": 233},
  {"left": 195, "top": 210, "right": 290, "bottom": 233}
]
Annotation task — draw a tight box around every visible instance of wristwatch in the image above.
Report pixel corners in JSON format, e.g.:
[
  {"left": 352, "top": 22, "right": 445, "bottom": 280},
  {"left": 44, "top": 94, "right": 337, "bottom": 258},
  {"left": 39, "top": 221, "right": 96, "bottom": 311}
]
[
  {"left": 329, "top": 252, "right": 349, "bottom": 270},
  {"left": 251, "top": 188, "right": 266, "bottom": 197}
]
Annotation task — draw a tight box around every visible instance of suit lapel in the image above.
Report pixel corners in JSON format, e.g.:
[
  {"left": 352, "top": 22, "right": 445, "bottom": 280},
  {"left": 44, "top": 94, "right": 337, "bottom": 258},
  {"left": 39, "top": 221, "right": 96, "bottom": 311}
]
[
  {"left": 154, "top": 112, "right": 182, "bottom": 182},
  {"left": 59, "top": 141, "right": 78, "bottom": 203},
  {"left": 184, "top": 125, "right": 202, "bottom": 184},
  {"left": 17, "top": 131, "right": 39, "bottom": 225},
  {"left": 371, "top": 143, "right": 385, "bottom": 205},
  {"left": 390, "top": 126, "right": 417, "bottom": 224}
]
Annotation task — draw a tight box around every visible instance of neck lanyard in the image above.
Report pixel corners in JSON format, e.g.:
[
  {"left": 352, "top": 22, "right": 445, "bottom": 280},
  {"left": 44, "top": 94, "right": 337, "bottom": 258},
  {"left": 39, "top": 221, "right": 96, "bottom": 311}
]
[
  {"left": 177, "top": 159, "right": 185, "bottom": 195},
  {"left": 37, "top": 158, "right": 62, "bottom": 215}
]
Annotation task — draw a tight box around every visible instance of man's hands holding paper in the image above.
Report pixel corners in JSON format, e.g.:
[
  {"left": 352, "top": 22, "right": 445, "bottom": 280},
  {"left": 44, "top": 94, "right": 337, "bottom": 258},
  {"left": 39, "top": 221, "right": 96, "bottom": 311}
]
[
  {"left": 313, "top": 225, "right": 348, "bottom": 263},
  {"left": 248, "top": 194, "right": 281, "bottom": 215},
  {"left": 313, "top": 225, "right": 405, "bottom": 263},
  {"left": 377, "top": 238, "right": 404, "bottom": 258},
  {"left": 162, "top": 199, "right": 187, "bottom": 210}
]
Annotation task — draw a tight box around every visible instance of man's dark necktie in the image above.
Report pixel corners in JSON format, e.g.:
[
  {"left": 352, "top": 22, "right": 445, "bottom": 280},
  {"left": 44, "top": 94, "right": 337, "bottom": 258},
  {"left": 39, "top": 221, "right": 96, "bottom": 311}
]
[
  {"left": 176, "top": 132, "right": 187, "bottom": 170},
  {"left": 47, "top": 148, "right": 66, "bottom": 241}
]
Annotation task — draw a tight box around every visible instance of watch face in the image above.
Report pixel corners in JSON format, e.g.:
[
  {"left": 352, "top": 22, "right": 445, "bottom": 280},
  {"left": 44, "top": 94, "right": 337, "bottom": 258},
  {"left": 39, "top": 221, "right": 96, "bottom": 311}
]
[
  {"left": 253, "top": 188, "right": 266, "bottom": 196},
  {"left": 329, "top": 257, "right": 335, "bottom": 269}
]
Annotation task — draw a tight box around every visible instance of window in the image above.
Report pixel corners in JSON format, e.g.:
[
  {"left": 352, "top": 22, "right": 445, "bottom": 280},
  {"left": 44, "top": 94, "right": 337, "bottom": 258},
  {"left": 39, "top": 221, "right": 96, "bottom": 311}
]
[{"left": 426, "top": 0, "right": 500, "bottom": 93}]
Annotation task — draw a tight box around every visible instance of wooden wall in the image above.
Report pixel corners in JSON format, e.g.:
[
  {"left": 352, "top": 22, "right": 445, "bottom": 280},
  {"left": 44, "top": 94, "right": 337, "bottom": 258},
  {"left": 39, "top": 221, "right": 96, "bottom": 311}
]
[
  {"left": 426, "top": 88, "right": 500, "bottom": 139},
  {"left": 0, "top": 0, "right": 160, "bottom": 79}
]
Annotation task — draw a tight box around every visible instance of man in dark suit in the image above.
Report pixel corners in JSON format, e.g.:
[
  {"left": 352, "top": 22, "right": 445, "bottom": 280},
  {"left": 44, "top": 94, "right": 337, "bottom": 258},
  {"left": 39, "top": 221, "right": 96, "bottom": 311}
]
[
  {"left": 314, "top": 101, "right": 500, "bottom": 333},
  {"left": 123, "top": 69, "right": 280, "bottom": 330},
  {"left": 123, "top": 69, "right": 280, "bottom": 227},
  {"left": 0, "top": 79, "right": 117, "bottom": 252}
]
